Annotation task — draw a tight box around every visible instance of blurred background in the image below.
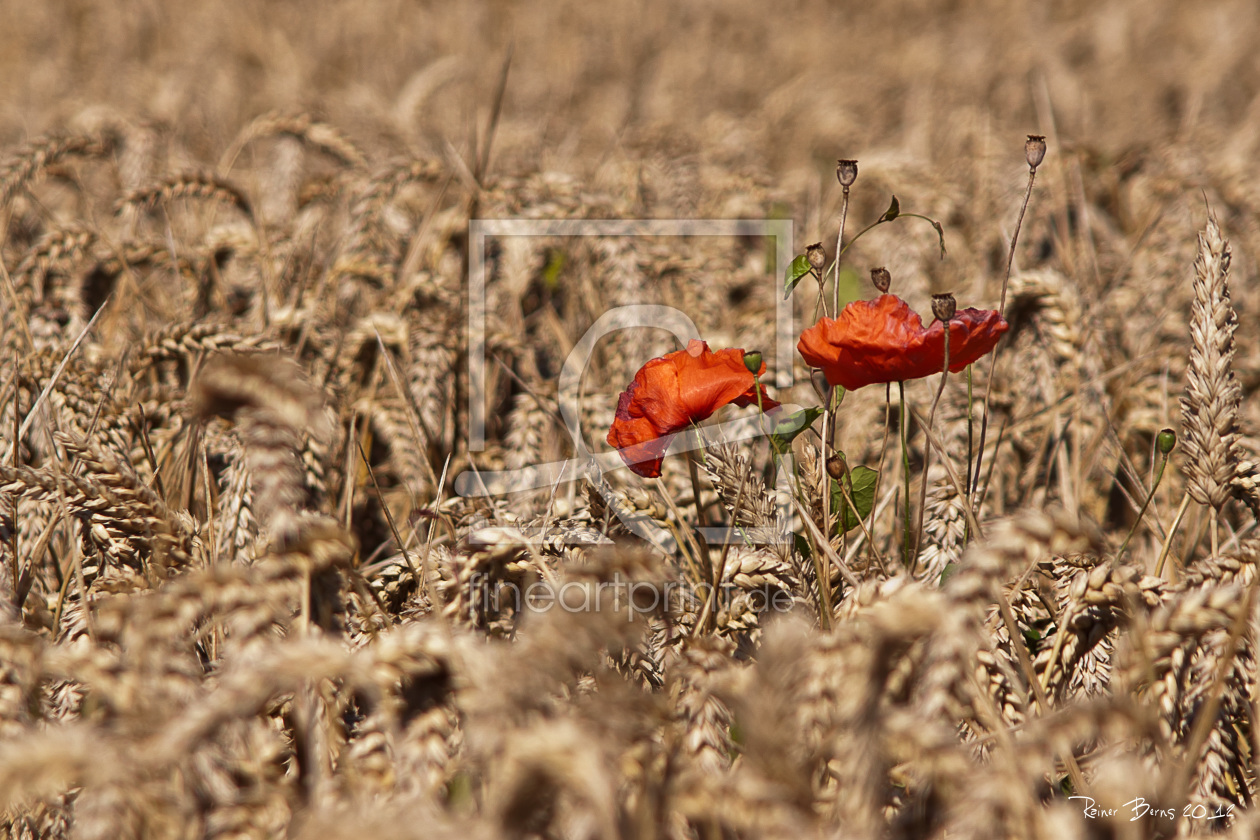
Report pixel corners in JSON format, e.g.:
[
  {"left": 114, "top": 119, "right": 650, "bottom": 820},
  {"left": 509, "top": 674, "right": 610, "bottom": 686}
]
[{"left": 3, "top": 0, "right": 1257, "bottom": 201}]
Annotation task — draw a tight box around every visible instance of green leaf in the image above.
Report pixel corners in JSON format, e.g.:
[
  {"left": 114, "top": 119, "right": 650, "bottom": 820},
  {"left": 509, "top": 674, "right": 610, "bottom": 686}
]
[
  {"left": 830, "top": 465, "right": 878, "bottom": 533},
  {"left": 783, "top": 254, "right": 814, "bottom": 299},
  {"left": 879, "top": 195, "right": 900, "bottom": 222},
  {"left": 768, "top": 406, "right": 824, "bottom": 455}
]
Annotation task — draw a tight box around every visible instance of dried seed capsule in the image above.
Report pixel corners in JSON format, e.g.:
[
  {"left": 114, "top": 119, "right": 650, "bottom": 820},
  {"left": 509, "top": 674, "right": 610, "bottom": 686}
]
[
  {"left": 826, "top": 454, "right": 847, "bottom": 480},
  {"left": 1025, "top": 135, "right": 1047, "bottom": 169},
  {"left": 931, "top": 293, "right": 957, "bottom": 322},
  {"left": 870, "top": 266, "right": 891, "bottom": 293},
  {"left": 836, "top": 159, "right": 858, "bottom": 187},
  {"left": 806, "top": 242, "right": 826, "bottom": 270}
]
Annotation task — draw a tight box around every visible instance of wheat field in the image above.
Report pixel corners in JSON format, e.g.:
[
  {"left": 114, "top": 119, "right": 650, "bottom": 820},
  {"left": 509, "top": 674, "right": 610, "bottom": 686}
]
[{"left": 1, "top": 1, "right": 1259, "bottom": 837}]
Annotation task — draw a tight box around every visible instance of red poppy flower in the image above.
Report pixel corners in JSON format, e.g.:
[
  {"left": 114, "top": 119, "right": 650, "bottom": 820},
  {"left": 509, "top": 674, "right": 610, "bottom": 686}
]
[
  {"left": 607, "top": 340, "right": 780, "bottom": 478},
  {"left": 797, "top": 294, "right": 1008, "bottom": 391}
]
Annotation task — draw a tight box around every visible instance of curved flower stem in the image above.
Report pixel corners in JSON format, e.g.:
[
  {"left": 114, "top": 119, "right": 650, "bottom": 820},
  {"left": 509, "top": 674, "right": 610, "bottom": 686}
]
[
  {"left": 912, "top": 328, "right": 950, "bottom": 575},
  {"left": 899, "top": 381, "right": 911, "bottom": 569},
  {"left": 832, "top": 185, "right": 851, "bottom": 317},
  {"left": 972, "top": 162, "right": 1039, "bottom": 503},
  {"left": 1116, "top": 448, "right": 1170, "bottom": 560},
  {"left": 838, "top": 212, "right": 947, "bottom": 264}
]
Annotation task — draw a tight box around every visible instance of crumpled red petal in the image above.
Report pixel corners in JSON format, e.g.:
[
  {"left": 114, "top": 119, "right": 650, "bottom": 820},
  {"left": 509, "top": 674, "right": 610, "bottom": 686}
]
[
  {"left": 797, "top": 294, "right": 1008, "bottom": 391},
  {"left": 607, "top": 340, "right": 780, "bottom": 478}
]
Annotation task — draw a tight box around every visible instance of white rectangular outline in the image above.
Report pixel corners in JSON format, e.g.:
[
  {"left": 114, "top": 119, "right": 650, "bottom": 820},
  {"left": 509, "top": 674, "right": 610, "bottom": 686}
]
[{"left": 468, "top": 218, "right": 794, "bottom": 451}]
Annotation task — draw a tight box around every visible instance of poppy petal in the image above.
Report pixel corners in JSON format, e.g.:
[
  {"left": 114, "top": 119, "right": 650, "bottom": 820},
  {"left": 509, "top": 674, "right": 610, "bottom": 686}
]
[
  {"left": 797, "top": 294, "right": 1008, "bottom": 391},
  {"left": 607, "top": 340, "right": 780, "bottom": 478}
]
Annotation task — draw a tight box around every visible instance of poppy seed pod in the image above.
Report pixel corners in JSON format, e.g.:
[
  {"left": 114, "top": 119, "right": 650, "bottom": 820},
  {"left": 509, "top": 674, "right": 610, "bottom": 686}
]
[
  {"left": 836, "top": 159, "right": 858, "bottom": 187},
  {"left": 742, "top": 350, "right": 763, "bottom": 375},
  {"left": 931, "top": 293, "right": 957, "bottom": 323},
  {"left": 806, "top": 243, "right": 826, "bottom": 270},
  {"left": 826, "top": 454, "right": 847, "bottom": 480},
  {"left": 1025, "top": 135, "right": 1047, "bottom": 169},
  {"left": 1157, "top": 428, "right": 1177, "bottom": 456},
  {"left": 871, "top": 267, "right": 891, "bottom": 293}
]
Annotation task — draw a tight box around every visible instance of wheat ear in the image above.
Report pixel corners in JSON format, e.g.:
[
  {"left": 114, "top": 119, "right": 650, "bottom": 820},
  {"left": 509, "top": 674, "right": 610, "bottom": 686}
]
[{"left": 1180, "top": 215, "right": 1240, "bottom": 556}]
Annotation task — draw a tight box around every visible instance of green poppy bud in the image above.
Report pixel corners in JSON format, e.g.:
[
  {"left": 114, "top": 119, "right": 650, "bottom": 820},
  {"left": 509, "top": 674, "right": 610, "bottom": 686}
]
[{"left": 743, "top": 350, "right": 763, "bottom": 375}]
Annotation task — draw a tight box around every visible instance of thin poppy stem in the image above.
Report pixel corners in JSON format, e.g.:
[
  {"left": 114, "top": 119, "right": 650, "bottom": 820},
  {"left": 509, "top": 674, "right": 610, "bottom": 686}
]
[
  {"left": 833, "top": 185, "right": 851, "bottom": 317},
  {"left": 899, "top": 380, "right": 911, "bottom": 570},
  {"left": 965, "top": 366, "right": 974, "bottom": 544},
  {"left": 753, "top": 373, "right": 767, "bottom": 435},
  {"left": 782, "top": 465, "right": 834, "bottom": 630},
  {"left": 685, "top": 439, "right": 708, "bottom": 530},
  {"left": 820, "top": 403, "right": 832, "bottom": 537},
  {"left": 1116, "top": 447, "right": 1170, "bottom": 560},
  {"left": 829, "top": 384, "right": 844, "bottom": 455},
  {"left": 693, "top": 459, "right": 751, "bottom": 637},
  {"left": 864, "top": 384, "right": 893, "bottom": 569},
  {"left": 973, "top": 161, "right": 1039, "bottom": 502},
  {"left": 912, "top": 327, "right": 950, "bottom": 575}
]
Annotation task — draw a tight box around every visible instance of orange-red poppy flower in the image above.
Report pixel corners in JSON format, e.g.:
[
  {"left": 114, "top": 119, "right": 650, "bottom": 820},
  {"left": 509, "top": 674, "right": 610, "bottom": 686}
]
[
  {"left": 797, "top": 294, "right": 1008, "bottom": 391},
  {"left": 608, "top": 340, "right": 780, "bottom": 478}
]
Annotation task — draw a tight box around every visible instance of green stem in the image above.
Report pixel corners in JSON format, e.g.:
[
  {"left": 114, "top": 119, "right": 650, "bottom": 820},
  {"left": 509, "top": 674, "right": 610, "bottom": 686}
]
[
  {"left": 1116, "top": 452, "right": 1169, "bottom": 560},
  {"left": 837, "top": 212, "right": 947, "bottom": 265}
]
